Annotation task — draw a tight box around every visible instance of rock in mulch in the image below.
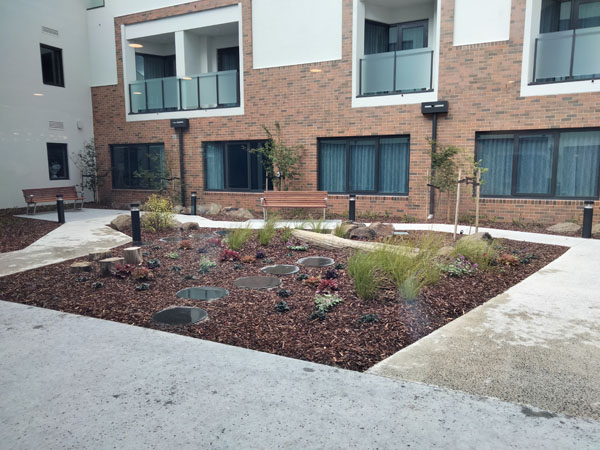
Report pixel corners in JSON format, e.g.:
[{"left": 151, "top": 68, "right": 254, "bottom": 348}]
[
  {"left": 547, "top": 222, "right": 581, "bottom": 233},
  {"left": 223, "top": 207, "right": 254, "bottom": 220},
  {"left": 109, "top": 214, "right": 131, "bottom": 232},
  {"left": 593, "top": 224, "right": 600, "bottom": 235},
  {"left": 368, "top": 222, "right": 395, "bottom": 238},
  {"left": 348, "top": 227, "right": 376, "bottom": 240},
  {"left": 180, "top": 222, "right": 200, "bottom": 231},
  {"left": 460, "top": 231, "right": 493, "bottom": 243},
  {"left": 197, "top": 203, "right": 222, "bottom": 215}
]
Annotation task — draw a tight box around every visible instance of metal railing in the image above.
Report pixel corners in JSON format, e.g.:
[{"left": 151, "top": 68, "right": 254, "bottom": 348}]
[
  {"left": 129, "top": 70, "right": 239, "bottom": 114},
  {"left": 532, "top": 27, "right": 600, "bottom": 84},
  {"left": 359, "top": 48, "right": 433, "bottom": 96}
]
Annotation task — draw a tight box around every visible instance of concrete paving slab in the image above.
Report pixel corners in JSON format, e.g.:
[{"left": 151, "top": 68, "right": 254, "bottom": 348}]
[
  {"left": 369, "top": 237, "right": 600, "bottom": 421},
  {"left": 1, "top": 300, "right": 598, "bottom": 450}
]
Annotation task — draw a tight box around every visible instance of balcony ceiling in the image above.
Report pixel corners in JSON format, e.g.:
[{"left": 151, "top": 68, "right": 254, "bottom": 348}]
[
  {"left": 136, "top": 32, "right": 174, "bottom": 45},
  {"left": 187, "top": 22, "right": 238, "bottom": 38},
  {"left": 365, "top": 0, "right": 434, "bottom": 7}
]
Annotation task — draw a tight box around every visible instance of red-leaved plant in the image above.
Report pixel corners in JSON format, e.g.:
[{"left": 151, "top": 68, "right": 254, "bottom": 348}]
[
  {"left": 316, "top": 279, "right": 338, "bottom": 294},
  {"left": 220, "top": 249, "right": 240, "bottom": 262}
]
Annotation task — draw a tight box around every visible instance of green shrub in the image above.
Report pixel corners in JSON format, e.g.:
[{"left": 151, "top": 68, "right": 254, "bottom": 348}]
[
  {"left": 281, "top": 227, "right": 293, "bottom": 243},
  {"left": 304, "top": 218, "right": 329, "bottom": 234},
  {"left": 333, "top": 223, "right": 346, "bottom": 238},
  {"left": 348, "top": 252, "right": 379, "bottom": 300},
  {"left": 311, "top": 293, "right": 343, "bottom": 320},
  {"left": 226, "top": 227, "right": 253, "bottom": 251},
  {"left": 398, "top": 275, "right": 422, "bottom": 302},
  {"left": 258, "top": 216, "right": 277, "bottom": 246},
  {"left": 453, "top": 238, "right": 498, "bottom": 270},
  {"left": 142, "top": 194, "right": 174, "bottom": 232}
]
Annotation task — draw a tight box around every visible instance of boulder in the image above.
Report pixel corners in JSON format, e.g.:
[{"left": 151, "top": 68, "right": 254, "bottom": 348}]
[
  {"left": 197, "top": 203, "right": 222, "bottom": 216},
  {"left": 460, "top": 231, "right": 493, "bottom": 244},
  {"left": 592, "top": 224, "right": 600, "bottom": 235},
  {"left": 342, "top": 223, "right": 365, "bottom": 238},
  {"left": 180, "top": 221, "right": 200, "bottom": 231},
  {"left": 169, "top": 218, "right": 183, "bottom": 229},
  {"left": 547, "top": 222, "right": 580, "bottom": 233},
  {"left": 368, "top": 222, "right": 395, "bottom": 238},
  {"left": 349, "top": 227, "right": 377, "bottom": 241},
  {"left": 110, "top": 214, "right": 131, "bottom": 232},
  {"left": 173, "top": 204, "right": 186, "bottom": 214},
  {"left": 223, "top": 207, "right": 254, "bottom": 220}
]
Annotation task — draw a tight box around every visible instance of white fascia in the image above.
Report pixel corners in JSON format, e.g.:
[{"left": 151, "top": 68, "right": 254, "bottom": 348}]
[
  {"left": 520, "top": 0, "right": 600, "bottom": 97},
  {"left": 351, "top": 0, "right": 441, "bottom": 108},
  {"left": 121, "top": 4, "right": 244, "bottom": 122}
]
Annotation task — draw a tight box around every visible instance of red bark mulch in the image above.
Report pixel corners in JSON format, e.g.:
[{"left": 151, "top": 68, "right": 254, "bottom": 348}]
[
  {"left": 0, "top": 228, "right": 567, "bottom": 371},
  {"left": 0, "top": 212, "right": 61, "bottom": 253}
]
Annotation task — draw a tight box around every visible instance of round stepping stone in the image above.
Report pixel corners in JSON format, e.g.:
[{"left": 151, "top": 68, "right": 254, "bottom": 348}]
[
  {"left": 297, "top": 256, "right": 335, "bottom": 267},
  {"left": 176, "top": 286, "right": 228, "bottom": 301},
  {"left": 214, "top": 230, "right": 231, "bottom": 237},
  {"left": 233, "top": 276, "right": 281, "bottom": 290},
  {"left": 152, "top": 306, "right": 207, "bottom": 325},
  {"left": 159, "top": 236, "right": 186, "bottom": 242},
  {"left": 189, "top": 233, "right": 214, "bottom": 240},
  {"left": 261, "top": 264, "right": 299, "bottom": 275}
]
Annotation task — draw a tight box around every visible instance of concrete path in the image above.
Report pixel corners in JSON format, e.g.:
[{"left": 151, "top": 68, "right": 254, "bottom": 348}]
[
  {"left": 1, "top": 301, "right": 598, "bottom": 450},
  {"left": 370, "top": 226, "right": 600, "bottom": 421},
  {"left": 0, "top": 209, "right": 131, "bottom": 277}
]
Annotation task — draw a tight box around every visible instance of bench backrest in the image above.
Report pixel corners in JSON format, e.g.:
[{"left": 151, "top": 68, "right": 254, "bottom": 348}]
[
  {"left": 23, "top": 186, "right": 80, "bottom": 202},
  {"left": 262, "top": 191, "right": 328, "bottom": 207}
]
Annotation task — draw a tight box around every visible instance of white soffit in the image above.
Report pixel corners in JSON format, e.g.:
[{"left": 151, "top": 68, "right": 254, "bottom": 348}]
[
  {"left": 453, "top": 0, "right": 511, "bottom": 46},
  {"left": 252, "top": 0, "right": 342, "bottom": 69}
]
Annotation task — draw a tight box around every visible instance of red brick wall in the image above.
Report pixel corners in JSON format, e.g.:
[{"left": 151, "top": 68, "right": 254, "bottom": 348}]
[{"left": 91, "top": 0, "right": 600, "bottom": 224}]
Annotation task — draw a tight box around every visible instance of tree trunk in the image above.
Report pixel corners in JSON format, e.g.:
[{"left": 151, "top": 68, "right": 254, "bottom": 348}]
[
  {"left": 99, "top": 257, "right": 125, "bottom": 276},
  {"left": 123, "top": 247, "right": 143, "bottom": 266}
]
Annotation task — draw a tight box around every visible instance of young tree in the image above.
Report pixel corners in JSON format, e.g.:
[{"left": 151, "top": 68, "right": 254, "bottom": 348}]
[
  {"left": 430, "top": 141, "right": 460, "bottom": 221},
  {"left": 254, "top": 122, "right": 302, "bottom": 191},
  {"left": 71, "top": 139, "right": 109, "bottom": 203}
]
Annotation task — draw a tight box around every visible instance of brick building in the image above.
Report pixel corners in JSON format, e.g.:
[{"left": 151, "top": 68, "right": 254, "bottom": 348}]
[{"left": 4, "top": 0, "right": 600, "bottom": 224}]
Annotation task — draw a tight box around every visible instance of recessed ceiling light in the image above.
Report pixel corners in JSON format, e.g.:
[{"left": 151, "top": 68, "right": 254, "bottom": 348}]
[
  {"left": 128, "top": 43, "right": 143, "bottom": 48},
  {"left": 310, "top": 68, "right": 322, "bottom": 73},
  {"left": 182, "top": 76, "right": 192, "bottom": 80},
  {"left": 33, "top": 93, "right": 44, "bottom": 96},
  {"left": 132, "top": 91, "right": 143, "bottom": 95}
]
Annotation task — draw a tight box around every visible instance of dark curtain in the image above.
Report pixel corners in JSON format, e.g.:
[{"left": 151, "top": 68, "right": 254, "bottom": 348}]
[{"left": 365, "top": 21, "right": 389, "bottom": 55}]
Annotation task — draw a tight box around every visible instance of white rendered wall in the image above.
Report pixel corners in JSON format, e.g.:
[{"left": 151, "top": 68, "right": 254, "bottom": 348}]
[
  {"left": 453, "top": 0, "right": 511, "bottom": 46},
  {"left": 0, "top": 0, "right": 94, "bottom": 209},
  {"left": 251, "top": 0, "right": 343, "bottom": 69}
]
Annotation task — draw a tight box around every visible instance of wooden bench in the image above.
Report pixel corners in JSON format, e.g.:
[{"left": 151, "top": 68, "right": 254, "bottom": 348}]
[
  {"left": 260, "top": 191, "right": 328, "bottom": 220},
  {"left": 23, "top": 186, "right": 85, "bottom": 215}
]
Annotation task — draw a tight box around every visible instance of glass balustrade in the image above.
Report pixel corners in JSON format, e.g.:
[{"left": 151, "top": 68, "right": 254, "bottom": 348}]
[
  {"left": 360, "top": 49, "right": 433, "bottom": 96},
  {"left": 129, "top": 70, "right": 239, "bottom": 114},
  {"left": 533, "top": 27, "right": 600, "bottom": 83}
]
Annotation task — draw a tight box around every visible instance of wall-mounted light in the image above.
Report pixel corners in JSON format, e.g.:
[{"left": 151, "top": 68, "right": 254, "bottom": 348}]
[
  {"left": 182, "top": 76, "right": 192, "bottom": 80},
  {"left": 310, "top": 68, "right": 322, "bottom": 73},
  {"left": 128, "top": 43, "right": 143, "bottom": 48},
  {"left": 132, "top": 91, "right": 143, "bottom": 95},
  {"left": 33, "top": 93, "right": 44, "bottom": 96}
]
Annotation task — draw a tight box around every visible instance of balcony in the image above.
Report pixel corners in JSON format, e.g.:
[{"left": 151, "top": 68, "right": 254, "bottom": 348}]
[
  {"left": 532, "top": 27, "right": 600, "bottom": 84},
  {"left": 129, "top": 70, "right": 239, "bottom": 114},
  {"left": 359, "top": 49, "right": 433, "bottom": 96}
]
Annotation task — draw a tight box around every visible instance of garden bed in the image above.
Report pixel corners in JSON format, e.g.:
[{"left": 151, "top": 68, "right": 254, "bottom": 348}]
[
  {"left": 0, "top": 211, "right": 61, "bottom": 253},
  {"left": 0, "top": 227, "right": 567, "bottom": 371}
]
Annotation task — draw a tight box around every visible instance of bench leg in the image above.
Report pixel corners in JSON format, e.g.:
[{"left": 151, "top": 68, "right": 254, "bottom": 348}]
[
  {"left": 33, "top": 204, "right": 37, "bottom": 215},
  {"left": 323, "top": 208, "right": 326, "bottom": 221}
]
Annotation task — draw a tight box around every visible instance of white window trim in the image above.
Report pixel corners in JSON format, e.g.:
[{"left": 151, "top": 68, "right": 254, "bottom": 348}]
[
  {"left": 351, "top": 0, "right": 441, "bottom": 108},
  {"left": 520, "top": 0, "right": 600, "bottom": 97}
]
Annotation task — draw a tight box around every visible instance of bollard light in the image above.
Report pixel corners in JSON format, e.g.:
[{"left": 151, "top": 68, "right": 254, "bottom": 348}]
[
  {"left": 348, "top": 194, "right": 356, "bottom": 222},
  {"left": 582, "top": 200, "right": 594, "bottom": 239},
  {"left": 56, "top": 194, "right": 65, "bottom": 224},
  {"left": 130, "top": 202, "right": 142, "bottom": 245},
  {"left": 191, "top": 191, "right": 197, "bottom": 216}
]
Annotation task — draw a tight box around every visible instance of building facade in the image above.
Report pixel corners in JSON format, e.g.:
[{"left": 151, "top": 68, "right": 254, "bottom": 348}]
[{"left": 3, "top": 0, "right": 600, "bottom": 225}]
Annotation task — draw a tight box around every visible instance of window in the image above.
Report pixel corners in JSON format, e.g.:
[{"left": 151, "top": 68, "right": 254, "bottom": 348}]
[
  {"left": 540, "top": 0, "right": 600, "bottom": 33},
  {"left": 87, "top": 0, "right": 105, "bottom": 9},
  {"left": 204, "top": 141, "right": 271, "bottom": 191},
  {"left": 135, "top": 54, "right": 176, "bottom": 80},
  {"left": 318, "top": 136, "right": 410, "bottom": 194},
  {"left": 110, "top": 144, "right": 165, "bottom": 189},
  {"left": 365, "top": 20, "right": 428, "bottom": 55},
  {"left": 476, "top": 129, "right": 600, "bottom": 199},
  {"left": 47, "top": 143, "right": 69, "bottom": 180},
  {"left": 217, "top": 47, "right": 240, "bottom": 71},
  {"left": 40, "top": 44, "right": 64, "bottom": 87}
]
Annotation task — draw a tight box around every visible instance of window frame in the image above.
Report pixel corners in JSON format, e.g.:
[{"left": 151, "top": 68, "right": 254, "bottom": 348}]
[
  {"left": 475, "top": 127, "right": 600, "bottom": 200},
  {"left": 317, "top": 135, "right": 410, "bottom": 195},
  {"left": 203, "top": 140, "right": 270, "bottom": 192},
  {"left": 40, "top": 44, "right": 64, "bottom": 87},
  {"left": 110, "top": 143, "right": 165, "bottom": 190},
  {"left": 364, "top": 19, "right": 429, "bottom": 54},
  {"left": 46, "top": 143, "right": 69, "bottom": 180}
]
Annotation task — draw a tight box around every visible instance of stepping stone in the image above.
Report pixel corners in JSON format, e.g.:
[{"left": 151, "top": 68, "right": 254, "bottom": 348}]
[
  {"left": 261, "top": 265, "right": 300, "bottom": 275},
  {"left": 159, "top": 236, "right": 186, "bottom": 242},
  {"left": 233, "top": 276, "right": 281, "bottom": 290},
  {"left": 189, "top": 233, "right": 214, "bottom": 240},
  {"left": 214, "top": 230, "right": 231, "bottom": 237},
  {"left": 70, "top": 262, "right": 93, "bottom": 273},
  {"left": 99, "top": 257, "right": 125, "bottom": 275},
  {"left": 176, "top": 287, "right": 228, "bottom": 301},
  {"left": 152, "top": 307, "right": 208, "bottom": 325},
  {"left": 297, "top": 256, "right": 335, "bottom": 267}
]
